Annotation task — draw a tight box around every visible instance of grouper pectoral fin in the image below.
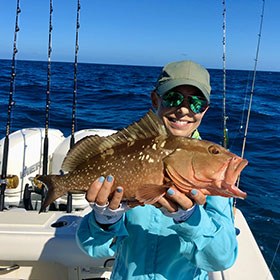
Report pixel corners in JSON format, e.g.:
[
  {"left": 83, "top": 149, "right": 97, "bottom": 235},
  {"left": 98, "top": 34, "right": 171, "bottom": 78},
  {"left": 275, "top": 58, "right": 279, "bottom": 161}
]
[{"left": 136, "top": 184, "right": 169, "bottom": 205}]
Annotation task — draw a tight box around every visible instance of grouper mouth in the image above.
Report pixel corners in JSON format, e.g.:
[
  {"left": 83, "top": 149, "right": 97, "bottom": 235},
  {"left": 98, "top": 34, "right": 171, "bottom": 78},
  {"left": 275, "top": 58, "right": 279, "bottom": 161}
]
[{"left": 221, "top": 157, "right": 248, "bottom": 199}]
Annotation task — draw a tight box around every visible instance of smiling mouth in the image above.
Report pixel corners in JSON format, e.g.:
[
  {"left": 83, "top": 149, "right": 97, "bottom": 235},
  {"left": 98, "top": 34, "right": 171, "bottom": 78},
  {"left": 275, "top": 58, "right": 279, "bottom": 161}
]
[{"left": 168, "top": 117, "right": 192, "bottom": 126}]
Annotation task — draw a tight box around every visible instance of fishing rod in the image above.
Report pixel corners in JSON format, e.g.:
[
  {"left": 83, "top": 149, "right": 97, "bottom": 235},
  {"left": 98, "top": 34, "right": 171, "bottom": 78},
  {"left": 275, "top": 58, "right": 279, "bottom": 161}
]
[
  {"left": 234, "top": 3, "right": 279, "bottom": 276},
  {"left": 233, "top": 0, "right": 265, "bottom": 218},
  {"left": 70, "top": 0, "right": 81, "bottom": 149},
  {"left": 222, "top": 0, "right": 229, "bottom": 149},
  {"left": 236, "top": 0, "right": 265, "bottom": 188},
  {"left": 235, "top": 2, "right": 279, "bottom": 274},
  {"left": 41, "top": 0, "right": 54, "bottom": 210},
  {"left": 67, "top": 0, "right": 81, "bottom": 213},
  {"left": 0, "top": 0, "right": 21, "bottom": 211}
]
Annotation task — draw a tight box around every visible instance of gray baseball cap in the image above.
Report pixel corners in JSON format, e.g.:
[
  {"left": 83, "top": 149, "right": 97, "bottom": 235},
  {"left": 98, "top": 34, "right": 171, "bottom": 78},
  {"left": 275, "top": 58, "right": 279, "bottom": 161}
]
[{"left": 155, "top": 60, "right": 211, "bottom": 103}]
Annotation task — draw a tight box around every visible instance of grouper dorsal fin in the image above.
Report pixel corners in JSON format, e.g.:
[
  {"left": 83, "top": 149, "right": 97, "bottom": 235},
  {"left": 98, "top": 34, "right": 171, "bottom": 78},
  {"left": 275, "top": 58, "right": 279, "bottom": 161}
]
[{"left": 61, "top": 110, "right": 166, "bottom": 172}]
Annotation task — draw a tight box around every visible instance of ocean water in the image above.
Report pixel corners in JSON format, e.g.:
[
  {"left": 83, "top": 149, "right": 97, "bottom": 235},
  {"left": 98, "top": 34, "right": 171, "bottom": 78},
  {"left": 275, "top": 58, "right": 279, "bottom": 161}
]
[{"left": 0, "top": 59, "right": 279, "bottom": 278}]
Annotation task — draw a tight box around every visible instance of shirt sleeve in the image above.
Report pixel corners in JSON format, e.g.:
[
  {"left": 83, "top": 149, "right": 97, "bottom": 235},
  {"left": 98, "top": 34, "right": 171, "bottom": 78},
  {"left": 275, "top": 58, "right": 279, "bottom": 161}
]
[
  {"left": 169, "top": 196, "right": 238, "bottom": 272},
  {"left": 76, "top": 211, "right": 128, "bottom": 258}
]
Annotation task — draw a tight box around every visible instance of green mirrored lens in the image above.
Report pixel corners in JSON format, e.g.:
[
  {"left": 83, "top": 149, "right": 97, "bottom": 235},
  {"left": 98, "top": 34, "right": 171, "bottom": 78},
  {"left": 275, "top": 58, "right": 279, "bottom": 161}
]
[
  {"left": 189, "top": 96, "right": 208, "bottom": 114},
  {"left": 162, "top": 91, "right": 208, "bottom": 113},
  {"left": 162, "top": 91, "right": 184, "bottom": 108}
]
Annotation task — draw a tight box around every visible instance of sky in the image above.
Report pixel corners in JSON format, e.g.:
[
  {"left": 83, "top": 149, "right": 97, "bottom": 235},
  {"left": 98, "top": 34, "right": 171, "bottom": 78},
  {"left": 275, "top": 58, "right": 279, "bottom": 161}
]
[{"left": 0, "top": 0, "right": 279, "bottom": 71}]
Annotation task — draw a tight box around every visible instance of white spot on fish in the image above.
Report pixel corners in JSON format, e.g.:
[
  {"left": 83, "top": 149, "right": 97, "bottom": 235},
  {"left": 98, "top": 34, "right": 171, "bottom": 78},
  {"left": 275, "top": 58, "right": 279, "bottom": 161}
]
[
  {"left": 145, "top": 155, "right": 150, "bottom": 160},
  {"left": 106, "top": 149, "right": 114, "bottom": 156},
  {"left": 127, "top": 140, "right": 135, "bottom": 147},
  {"left": 152, "top": 144, "right": 157, "bottom": 150},
  {"left": 160, "top": 141, "right": 166, "bottom": 148},
  {"left": 148, "top": 158, "right": 154, "bottom": 163}
]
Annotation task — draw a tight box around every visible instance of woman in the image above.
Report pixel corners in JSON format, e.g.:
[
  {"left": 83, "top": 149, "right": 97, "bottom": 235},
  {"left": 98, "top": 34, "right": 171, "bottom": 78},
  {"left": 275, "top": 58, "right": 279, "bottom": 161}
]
[{"left": 76, "top": 60, "right": 237, "bottom": 280}]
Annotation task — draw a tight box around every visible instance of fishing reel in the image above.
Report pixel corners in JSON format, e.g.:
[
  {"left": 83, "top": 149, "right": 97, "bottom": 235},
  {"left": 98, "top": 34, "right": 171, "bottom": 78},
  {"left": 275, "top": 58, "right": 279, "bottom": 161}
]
[
  {"left": 0, "top": 174, "right": 19, "bottom": 189},
  {"left": 0, "top": 174, "right": 19, "bottom": 210},
  {"left": 23, "top": 175, "right": 46, "bottom": 211}
]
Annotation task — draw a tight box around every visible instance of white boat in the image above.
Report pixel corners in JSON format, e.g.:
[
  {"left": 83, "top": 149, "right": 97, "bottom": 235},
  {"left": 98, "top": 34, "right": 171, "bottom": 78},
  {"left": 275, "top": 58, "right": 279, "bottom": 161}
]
[{"left": 0, "top": 128, "right": 274, "bottom": 279}]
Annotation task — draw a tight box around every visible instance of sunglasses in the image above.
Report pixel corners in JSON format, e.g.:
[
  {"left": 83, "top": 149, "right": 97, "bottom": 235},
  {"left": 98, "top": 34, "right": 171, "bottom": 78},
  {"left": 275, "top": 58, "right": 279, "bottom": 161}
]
[{"left": 161, "top": 91, "right": 209, "bottom": 114}]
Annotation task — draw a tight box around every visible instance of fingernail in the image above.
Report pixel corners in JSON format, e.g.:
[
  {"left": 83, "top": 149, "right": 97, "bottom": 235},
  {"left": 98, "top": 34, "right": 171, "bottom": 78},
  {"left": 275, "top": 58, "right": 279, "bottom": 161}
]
[
  {"left": 98, "top": 176, "right": 105, "bottom": 183},
  {"left": 167, "top": 188, "right": 175, "bottom": 195},
  {"left": 107, "top": 175, "right": 113, "bottom": 182},
  {"left": 191, "top": 189, "right": 197, "bottom": 196},
  {"left": 116, "top": 187, "right": 122, "bottom": 193}
]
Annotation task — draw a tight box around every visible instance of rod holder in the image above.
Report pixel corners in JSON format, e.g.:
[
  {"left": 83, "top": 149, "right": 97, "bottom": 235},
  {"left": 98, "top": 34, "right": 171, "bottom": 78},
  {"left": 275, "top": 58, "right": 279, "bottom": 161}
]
[{"left": 66, "top": 192, "right": 72, "bottom": 213}]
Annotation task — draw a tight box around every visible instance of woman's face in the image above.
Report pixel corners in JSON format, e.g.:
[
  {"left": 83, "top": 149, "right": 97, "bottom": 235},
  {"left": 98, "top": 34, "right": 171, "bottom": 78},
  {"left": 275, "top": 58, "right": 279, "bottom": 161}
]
[{"left": 151, "top": 85, "right": 209, "bottom": 137}]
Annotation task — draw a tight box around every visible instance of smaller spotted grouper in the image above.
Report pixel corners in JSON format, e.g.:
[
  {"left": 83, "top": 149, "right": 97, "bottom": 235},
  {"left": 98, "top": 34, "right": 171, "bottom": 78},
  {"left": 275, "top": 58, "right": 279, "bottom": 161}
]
[{"left": 38, "top": 110, "right": 248, "bottom": 212}]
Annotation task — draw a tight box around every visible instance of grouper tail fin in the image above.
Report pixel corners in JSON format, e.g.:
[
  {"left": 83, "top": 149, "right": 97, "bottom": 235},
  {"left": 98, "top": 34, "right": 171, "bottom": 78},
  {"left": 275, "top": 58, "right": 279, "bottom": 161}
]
[{"left": 37, "top": 175, "right": 67, "bottom": 213}]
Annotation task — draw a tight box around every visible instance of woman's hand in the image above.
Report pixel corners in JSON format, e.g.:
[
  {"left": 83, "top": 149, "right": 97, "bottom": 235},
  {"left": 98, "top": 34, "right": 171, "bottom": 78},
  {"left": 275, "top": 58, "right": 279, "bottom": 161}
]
[
  {"left": 86, "top": 175, "right": 124, "bottom": 210},
  {"left": 86, "top": 175, "right": 142, "bottom": 225},
  {"left": 153, "top": 187, "right": 206, "bottom": 222},
  {"left": 86, "top": 175, "right": 131, "bottom": 225},
  {"left": 156, "top": 187, "right": 206, "bottom": 212}
]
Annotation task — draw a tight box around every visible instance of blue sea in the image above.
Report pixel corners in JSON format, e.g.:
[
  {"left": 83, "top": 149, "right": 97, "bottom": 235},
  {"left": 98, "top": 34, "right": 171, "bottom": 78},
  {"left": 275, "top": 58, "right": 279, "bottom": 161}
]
[{"left": 0, "top": 59, "right": 279, "bottom": 278}]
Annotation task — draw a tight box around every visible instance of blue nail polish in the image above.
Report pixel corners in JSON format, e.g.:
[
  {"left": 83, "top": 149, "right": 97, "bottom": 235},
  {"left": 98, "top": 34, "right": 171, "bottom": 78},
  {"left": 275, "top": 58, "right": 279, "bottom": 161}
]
[
  {"left": 116, "top": 187, "right": 122, "bottom": 193},
  {"left": 107, "top": 175, "right": 113, "bottom": 182},
  {"left": 98, "top": 176, "right": 105, "bottom": 183},
  {"left": 191, "top": 189, "right": 197, "bottom": 196},
  {"left": 167, "top": 188, "right": 175, "bottom": 195}
]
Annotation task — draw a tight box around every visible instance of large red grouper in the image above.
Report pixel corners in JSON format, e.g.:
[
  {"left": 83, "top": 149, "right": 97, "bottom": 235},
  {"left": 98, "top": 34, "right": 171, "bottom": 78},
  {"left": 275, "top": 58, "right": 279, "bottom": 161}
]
[{"left": 38, "top": 110, "right": 248, "bottom": 212}]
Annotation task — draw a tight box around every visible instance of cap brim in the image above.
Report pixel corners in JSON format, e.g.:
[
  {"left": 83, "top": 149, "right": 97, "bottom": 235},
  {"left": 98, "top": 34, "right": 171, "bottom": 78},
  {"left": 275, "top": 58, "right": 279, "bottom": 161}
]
[{"left": 157, "top": 79, "right": 210, "bottom": 103}]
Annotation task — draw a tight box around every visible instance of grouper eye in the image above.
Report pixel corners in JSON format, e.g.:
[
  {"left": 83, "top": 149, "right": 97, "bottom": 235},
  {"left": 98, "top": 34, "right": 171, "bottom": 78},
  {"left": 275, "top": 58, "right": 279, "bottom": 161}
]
[{"left": 208, "top": 145, "right": 220, "bottom": 155}]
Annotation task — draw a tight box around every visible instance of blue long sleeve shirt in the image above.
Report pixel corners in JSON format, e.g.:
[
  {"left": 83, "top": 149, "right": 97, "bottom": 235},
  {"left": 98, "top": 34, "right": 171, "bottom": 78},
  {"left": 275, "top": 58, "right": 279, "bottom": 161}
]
[{"left": 76, "top": 196, "right": 237, "bottom": 280}]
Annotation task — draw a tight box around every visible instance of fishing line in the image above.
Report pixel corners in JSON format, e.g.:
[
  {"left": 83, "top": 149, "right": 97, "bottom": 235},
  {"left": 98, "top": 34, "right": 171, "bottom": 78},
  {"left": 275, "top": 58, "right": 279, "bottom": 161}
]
[
  {"left": 229, "top": 70, "right": 251, "bottom": 150},
  {"left": 267, "top": 239, "right": 280, "bottom": 279},
  {"left": 238, "top": 71, "right": 252, "bottom": 133},
  {"left": 0, "top": 0, "right": 21, "bottom": 211}
]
